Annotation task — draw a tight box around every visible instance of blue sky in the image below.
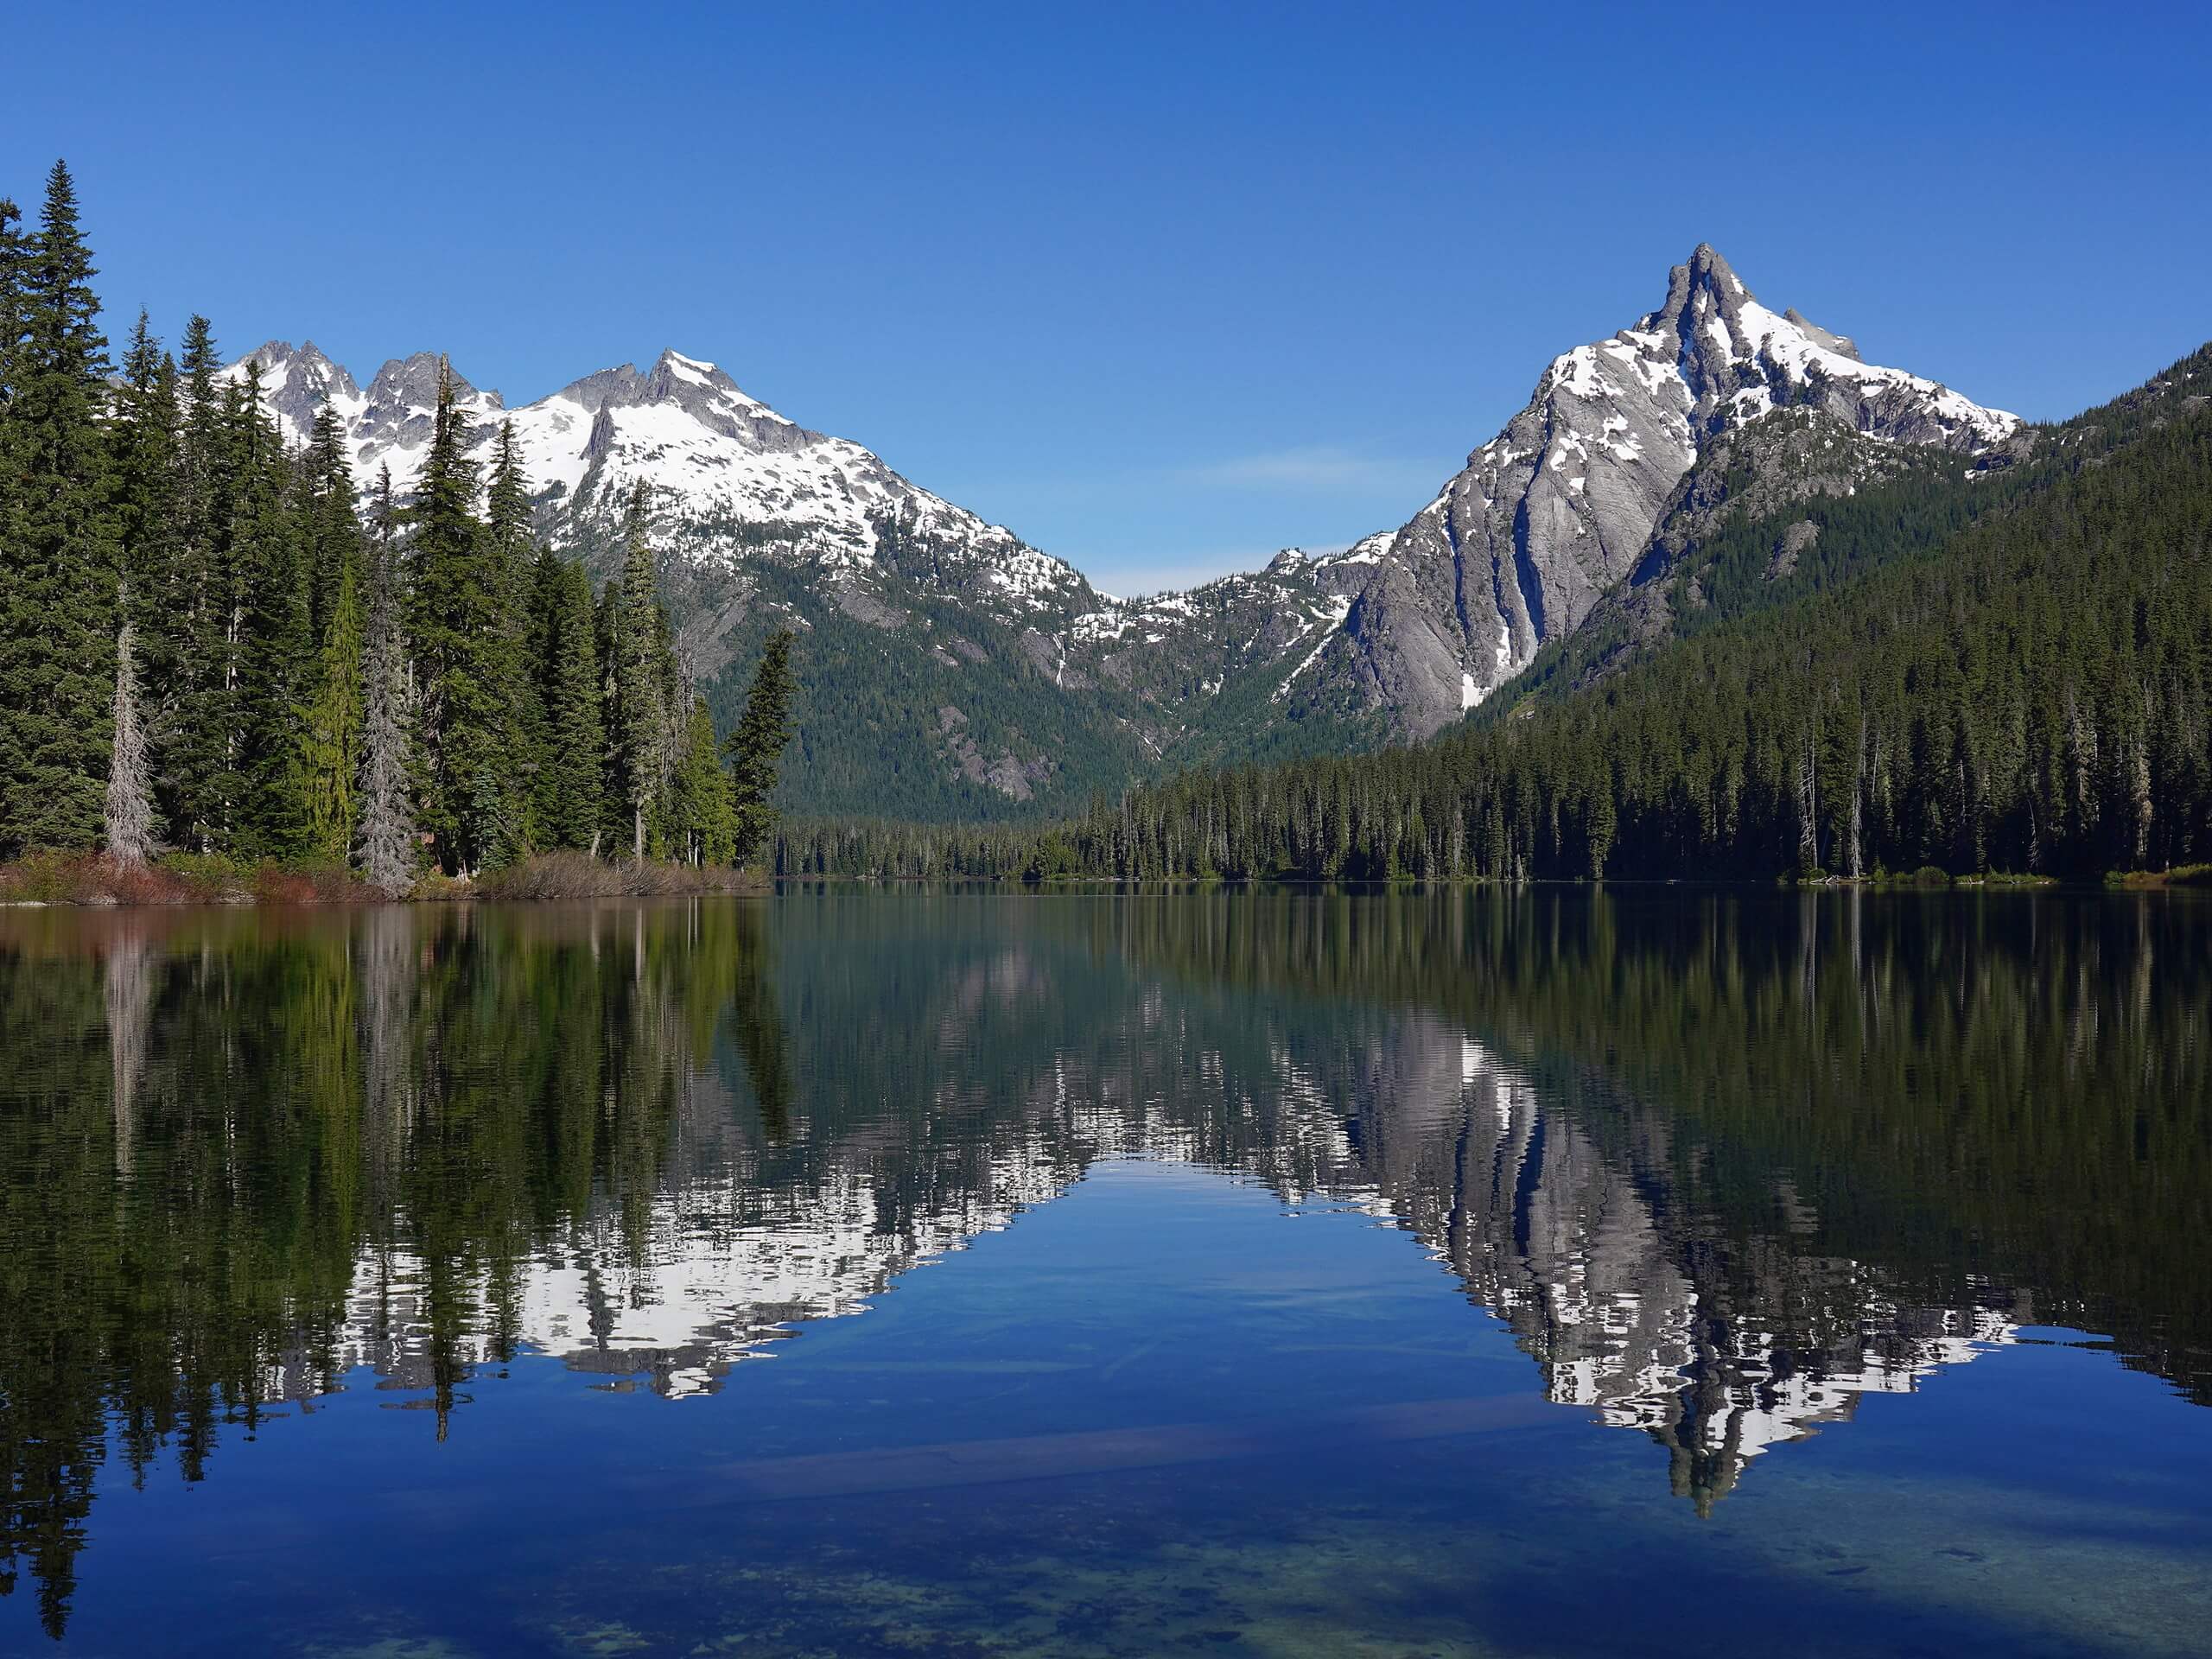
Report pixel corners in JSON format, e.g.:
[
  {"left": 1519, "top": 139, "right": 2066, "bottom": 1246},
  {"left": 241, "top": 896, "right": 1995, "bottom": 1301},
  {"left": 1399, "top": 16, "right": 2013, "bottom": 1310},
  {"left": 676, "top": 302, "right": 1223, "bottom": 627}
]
[{"left": 6, "top": 1, "right": 2208, "bottom": 593}]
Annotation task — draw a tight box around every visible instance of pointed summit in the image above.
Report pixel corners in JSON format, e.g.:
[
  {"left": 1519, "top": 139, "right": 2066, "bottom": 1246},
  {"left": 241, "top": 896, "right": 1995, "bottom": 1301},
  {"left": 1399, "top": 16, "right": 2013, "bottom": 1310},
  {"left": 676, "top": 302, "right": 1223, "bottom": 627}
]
[
  {"left": 1326, "top": 244, "right": 2022, "bottom": 738},
  {"left": 363, "top": 351, "right": 486, "bottom": 411},
  {"left": 1687, "top": 242, "right": 1742, "bottom": 289},
  {"left": 221, "top": 340, "right": 363, "bottom": 446}
]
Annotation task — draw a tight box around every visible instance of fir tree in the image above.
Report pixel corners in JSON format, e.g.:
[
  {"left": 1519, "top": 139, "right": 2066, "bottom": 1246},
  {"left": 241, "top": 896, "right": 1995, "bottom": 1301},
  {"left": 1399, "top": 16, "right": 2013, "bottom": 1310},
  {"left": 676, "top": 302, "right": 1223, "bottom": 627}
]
[
  {"left": 484, "top": 421, "right": 543, "bottom": 849},
  {"left": 648, "top": 603, "right": 683, "bottom": 858},
  {"left": 727, "top": 629, "right": 797, "bottom": 865},
  {"left": 356, "top": 467, "right": 416, "bottom": 893},
  {"left": 300, "top": 404, "right": 365, "bottom": 861},
  {"left": 164, "top": 315, "right": 234, "bottom": 851},
  {"left": 672, "top": 696, "right": 734, "bottom": 865},
  {"left": 0, "top": 192, "right": 23, "bottom": 393},
  {"left": 407, "top": 359, "right": 511, "bottom": 875},
  {"left": 609, "top": 480, "right": 665, "bottom": 861},
  {"left": 109, "top": 313, "right": 178, "bottom": 629},
  {"left": 104, "top": 606, "right": 156, "bottom": 862},
  {"left": 533, "top": 550, "right": 603, "bottom": 852},
  {"left": 231, "top": 364, "right": 315, "bottom": 858},
  {"left": 81, "top": 309, "right": 177, "bottom": 868},
  {"left": 0, "top": 162, "right": 116, "bottom": 853},
  {"left": 594, "top": 578, "right": 629, "bottom": 857}
]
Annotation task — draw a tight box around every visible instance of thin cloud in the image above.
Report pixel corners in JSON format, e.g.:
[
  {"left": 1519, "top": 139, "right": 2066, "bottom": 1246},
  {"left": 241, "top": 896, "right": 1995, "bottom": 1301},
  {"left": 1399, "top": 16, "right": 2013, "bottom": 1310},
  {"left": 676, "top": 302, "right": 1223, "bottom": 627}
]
[{"left": 1181, "top": 445, "right": 1440, "bottom": 494}]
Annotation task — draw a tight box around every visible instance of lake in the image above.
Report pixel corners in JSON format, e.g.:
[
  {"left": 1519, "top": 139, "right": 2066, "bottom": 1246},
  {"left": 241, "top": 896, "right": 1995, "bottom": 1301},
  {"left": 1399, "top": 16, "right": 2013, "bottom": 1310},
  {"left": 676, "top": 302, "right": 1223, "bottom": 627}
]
[{"left": 0, "top": 887, "right": 2206, "bottom": 1656}]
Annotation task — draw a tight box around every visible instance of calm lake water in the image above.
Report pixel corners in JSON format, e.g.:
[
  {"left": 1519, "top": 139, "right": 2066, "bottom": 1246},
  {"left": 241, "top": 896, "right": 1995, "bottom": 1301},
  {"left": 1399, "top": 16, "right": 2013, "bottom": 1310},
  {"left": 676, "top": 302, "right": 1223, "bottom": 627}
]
[{"left": 0, "top": 887, "right": 2207, "bottom": 1657}]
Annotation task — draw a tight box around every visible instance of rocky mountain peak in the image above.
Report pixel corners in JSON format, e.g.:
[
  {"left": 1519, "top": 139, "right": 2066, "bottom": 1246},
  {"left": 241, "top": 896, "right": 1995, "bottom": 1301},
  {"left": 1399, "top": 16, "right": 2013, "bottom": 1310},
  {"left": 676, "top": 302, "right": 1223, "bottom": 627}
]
[
  {"left": 231, "top": 340, "right": 363, "bottom": 444},
  {"left": 1310, "top": 246, "right": 2022, "bottom": 740},
  {"left": 362, "top": 352, "right": 491, "bottom": 416}
]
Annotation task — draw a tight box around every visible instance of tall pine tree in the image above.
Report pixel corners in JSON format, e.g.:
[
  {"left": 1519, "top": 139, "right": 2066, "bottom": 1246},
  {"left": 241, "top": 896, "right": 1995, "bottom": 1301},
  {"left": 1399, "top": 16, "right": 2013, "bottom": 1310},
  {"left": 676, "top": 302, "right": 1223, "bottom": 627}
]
[
  {"left": 0, "top": 162, "right": 116, "bottom": 854},
  {"left": 484, "top": 420, "right": 543, "bottom": 851},
  {"left": 232, "top": 363, "right": 315, "bottom": 858},
  {"left": 727, "top": 629, "right": 796, "bottom": 866},
  {"left": 105, "top": 313, "right": 176, "bottom": 860},
  {"left": 356, "top": 467, "right": 417, "bottom": 893},
  {"left": 531, "top": 548, "right": 603, "bottom": 852},
  {"left": 166, "top": 315, "right": 236, "bottom": 852},
  {"left": 407, "top": 359, "right": 512, "bottom": 876},
  {"left": 300, "top": 402, "right": 365, "bottom": 861},
  {"left": 673, "top": 696, "right": 734, "bottom": 866},
  {"left": 608, "top": 480, "right": 665, "bottom": 861}
]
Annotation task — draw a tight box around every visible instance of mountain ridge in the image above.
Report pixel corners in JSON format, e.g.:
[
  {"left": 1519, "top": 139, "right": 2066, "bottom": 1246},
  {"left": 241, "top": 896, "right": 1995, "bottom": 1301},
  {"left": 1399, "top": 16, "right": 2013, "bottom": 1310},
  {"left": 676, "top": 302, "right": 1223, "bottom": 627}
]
[{"left": 219, "top": 245, "right": 2024, "bottom": 815}]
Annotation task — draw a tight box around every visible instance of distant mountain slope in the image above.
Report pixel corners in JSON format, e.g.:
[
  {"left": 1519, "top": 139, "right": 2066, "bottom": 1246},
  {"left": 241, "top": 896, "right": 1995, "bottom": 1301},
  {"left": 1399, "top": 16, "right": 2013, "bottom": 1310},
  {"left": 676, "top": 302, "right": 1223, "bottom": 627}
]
[
  {"left": 221, "top": 245, "right": 2022, "bottom": 817},
  {"left": 1313, "top": 245, "right": 2020, "bottom": 737},
  {"left": 819, "top": 340, "right": 2205, "bottom": 882},
  {"left": 1493, "top": 334, "right": 2212, "bottom": 713}
]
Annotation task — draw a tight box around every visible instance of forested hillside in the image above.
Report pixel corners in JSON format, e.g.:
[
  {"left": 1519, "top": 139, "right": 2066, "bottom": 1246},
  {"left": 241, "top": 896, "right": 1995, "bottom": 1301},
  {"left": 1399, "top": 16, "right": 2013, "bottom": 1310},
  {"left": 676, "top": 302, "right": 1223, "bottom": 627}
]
[
  {"left": 0, "top": 162, "right": 791, "bottom": 887},
  {"left": 779, "top": 345, "right": 2212, "bottom": 883}
]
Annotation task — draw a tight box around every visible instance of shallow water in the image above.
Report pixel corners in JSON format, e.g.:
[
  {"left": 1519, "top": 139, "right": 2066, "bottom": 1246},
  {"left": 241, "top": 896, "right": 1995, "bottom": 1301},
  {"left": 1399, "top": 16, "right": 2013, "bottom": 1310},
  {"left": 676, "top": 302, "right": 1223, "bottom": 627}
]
[{"left": 0, "top": 887, "right": 2207, "bottom": 1656}]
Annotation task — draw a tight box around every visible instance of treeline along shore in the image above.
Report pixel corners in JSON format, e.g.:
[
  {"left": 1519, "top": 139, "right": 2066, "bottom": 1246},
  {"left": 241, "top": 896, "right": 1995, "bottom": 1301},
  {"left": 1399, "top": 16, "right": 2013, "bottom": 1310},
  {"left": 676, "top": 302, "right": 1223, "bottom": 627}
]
[
  {"left": 5, "top": 158, "right": 2209, "bottom": 902},
  {"left": 0, "top": 162, "right": 797, "bottom": 904},
  {"left": 777, "top": 344, "right": 2212, "bottom": 887}
]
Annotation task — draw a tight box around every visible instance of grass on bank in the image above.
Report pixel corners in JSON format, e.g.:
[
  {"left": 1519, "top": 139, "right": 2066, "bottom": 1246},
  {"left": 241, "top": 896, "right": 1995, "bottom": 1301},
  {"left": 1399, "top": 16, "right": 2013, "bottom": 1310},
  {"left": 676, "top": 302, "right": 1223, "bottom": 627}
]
[
  {"left": 2106, "top": 864, "right": 2212, "bottom": 888},
  {"left": 0, "top": 849, "right": 763, "bottom": 906}
]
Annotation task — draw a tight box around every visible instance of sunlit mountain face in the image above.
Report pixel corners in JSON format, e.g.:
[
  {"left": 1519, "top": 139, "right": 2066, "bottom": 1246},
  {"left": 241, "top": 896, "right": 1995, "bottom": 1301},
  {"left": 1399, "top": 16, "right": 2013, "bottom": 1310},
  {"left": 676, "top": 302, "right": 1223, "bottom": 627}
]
[{"left": 2, "top": 890, "right": 2206, "bottom": 1650}]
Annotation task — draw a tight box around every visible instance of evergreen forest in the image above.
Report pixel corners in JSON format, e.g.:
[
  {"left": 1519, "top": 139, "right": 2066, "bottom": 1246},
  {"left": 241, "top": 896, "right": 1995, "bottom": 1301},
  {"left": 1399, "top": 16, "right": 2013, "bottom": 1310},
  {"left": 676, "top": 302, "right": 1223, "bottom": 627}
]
[
  {"left": 777, "top": 345, "right": 2212, "bottom": 884},
  {"left": 0, "top": 162, "right": 796, "bottom": 891},
  {"left": 5, "top": 157, "right": 2209, "bottom": 894}
]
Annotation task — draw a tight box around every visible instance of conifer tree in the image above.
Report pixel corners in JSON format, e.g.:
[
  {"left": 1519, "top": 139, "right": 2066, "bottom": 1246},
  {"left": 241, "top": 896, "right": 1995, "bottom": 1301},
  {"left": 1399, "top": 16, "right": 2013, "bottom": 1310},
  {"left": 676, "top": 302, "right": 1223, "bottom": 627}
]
[
  {"left": 609, "top": 480, "right": 664, "bottom": 861},
  {"left": 356, "top": 468, "right": 417, "bottom": 893},
  {"left": 231, "top": 364, "right": 315, "bottom": 858},
  {"left": 672, "top": 696, "right": 734, "bottom": 865},
  {"left": 0, "top": 194, "right": 19, "bottom": 799},
  {"left": 532, "top": 550, "right": 603, "bottom": 851},
  {"left": 300, "top": 404, "right": 365, "bottom": 861},
  {"left": 109, "top": 312, "right": 178, "bottom": 626},
  {"left": 727, "top": 629, "right": 796, "bottom": 866},
  {"left": 0, "top": 162, "right": 116, "bottom": 853},
  {"left": 594, "top": 579, "right": 629, "bottom": 857},
  {"left": 103, "top": 314, "right": 178, "bottom": 867},
  {"left": 485, "top": 421, "right": 543, "bottom": 849},
  {"left": 407, "top": 359, "right": 511, "bottom": 875},
  {"left": 0, "top": 192, "right": 23, "bottom": 392},
  {"left": 104, "top": 607, "right": 156, "bottom": 863},
  {"left": 648, "top": 603, "right": 684, "bottom": 858},
  {"left": 164, "top": 315, "right": 234, "bottom": 851}
]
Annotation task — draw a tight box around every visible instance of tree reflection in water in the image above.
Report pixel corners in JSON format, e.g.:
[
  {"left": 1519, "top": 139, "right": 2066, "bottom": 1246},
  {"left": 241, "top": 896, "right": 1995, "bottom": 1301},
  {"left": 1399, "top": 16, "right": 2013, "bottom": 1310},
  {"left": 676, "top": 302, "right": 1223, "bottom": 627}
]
[{"left": 0, "top": 887, "right": 2203, "bottom": 1636}]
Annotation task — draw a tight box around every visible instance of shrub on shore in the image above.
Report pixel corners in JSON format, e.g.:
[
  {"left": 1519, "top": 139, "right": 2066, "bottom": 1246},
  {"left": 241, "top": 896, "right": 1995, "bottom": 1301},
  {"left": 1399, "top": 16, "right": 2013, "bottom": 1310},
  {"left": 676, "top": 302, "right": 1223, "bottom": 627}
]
[
  {"left": 0, "top": 849, "right": 761, "bottom": 906},
  {"left": 471, "top": 851, "right": 760, "bottom": 900},
  {"left": 2106, "top": 865, "right": 2212, "bottom": 889}
]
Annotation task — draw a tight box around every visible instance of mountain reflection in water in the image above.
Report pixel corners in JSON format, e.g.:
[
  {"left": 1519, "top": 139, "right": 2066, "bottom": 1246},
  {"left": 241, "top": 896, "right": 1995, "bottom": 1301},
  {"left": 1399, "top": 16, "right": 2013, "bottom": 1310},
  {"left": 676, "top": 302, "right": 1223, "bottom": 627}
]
[{"left": 0, "top": 887, "right": 2205, "bottom": 1644}]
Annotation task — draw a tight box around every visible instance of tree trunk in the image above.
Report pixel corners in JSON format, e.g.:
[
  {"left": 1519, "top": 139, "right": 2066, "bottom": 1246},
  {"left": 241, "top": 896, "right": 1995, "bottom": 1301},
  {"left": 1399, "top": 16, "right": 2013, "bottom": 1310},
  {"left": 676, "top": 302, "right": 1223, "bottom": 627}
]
[{"left": 104, "top": 614, "right": 158, "bottom": 865}]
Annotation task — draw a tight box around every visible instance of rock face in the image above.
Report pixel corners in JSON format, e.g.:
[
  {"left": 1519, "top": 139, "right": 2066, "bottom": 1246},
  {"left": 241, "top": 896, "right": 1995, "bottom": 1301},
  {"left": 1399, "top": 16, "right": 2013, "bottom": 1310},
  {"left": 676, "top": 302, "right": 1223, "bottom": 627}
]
[
  {"left": 1326, "top": 245, "right": 2020, "bottom": 735},
  {"left": 220, "top": 245, "right": 2022, "bottom": 808}
]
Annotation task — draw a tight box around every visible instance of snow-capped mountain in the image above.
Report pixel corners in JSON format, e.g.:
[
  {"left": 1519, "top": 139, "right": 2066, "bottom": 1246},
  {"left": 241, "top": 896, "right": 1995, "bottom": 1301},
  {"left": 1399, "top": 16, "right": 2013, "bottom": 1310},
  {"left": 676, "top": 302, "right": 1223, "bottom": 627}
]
[
  {"left": 1314, "top": 244, "right": 2021, "bottom": 735},
  {"left": 228, "top": 340, "right": 1087, "bottom": 608},
  {"left": 220, "top": 245, "right": 2024, "bottom": 807}
]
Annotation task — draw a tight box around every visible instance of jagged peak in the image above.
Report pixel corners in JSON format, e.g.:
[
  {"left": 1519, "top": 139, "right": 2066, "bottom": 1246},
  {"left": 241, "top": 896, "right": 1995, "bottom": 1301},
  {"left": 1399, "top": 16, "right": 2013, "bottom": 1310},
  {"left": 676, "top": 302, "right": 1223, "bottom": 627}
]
[
  {"left": 1647, "top": 243, "right": 1755, "bottom": 340},
  {"left": 361, "top": 351, "right": 499, "bottom": 410},
  {"left": 1687, "top": 242, "right": 1744, "bottom": 293},
  {"left": 656, "top": 347, "right": 726, "bottom": 382},
  {"left": 230, "top": 338, "right": 356, "bottom": 385}
]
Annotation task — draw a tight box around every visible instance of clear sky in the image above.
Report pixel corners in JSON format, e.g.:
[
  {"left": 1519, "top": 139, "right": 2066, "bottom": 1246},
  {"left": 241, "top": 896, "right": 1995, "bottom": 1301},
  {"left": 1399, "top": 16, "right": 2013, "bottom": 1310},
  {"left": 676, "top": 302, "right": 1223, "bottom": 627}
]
[{"left": 5, "top": 1, "right": 2208, "bottom": 594}]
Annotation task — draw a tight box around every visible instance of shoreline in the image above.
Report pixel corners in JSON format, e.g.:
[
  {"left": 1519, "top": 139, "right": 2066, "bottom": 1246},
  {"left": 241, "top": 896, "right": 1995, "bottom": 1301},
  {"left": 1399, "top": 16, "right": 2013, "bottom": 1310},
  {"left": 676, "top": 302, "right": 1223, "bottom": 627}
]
[
  {"left": 0, "top": 850, "right": 771, "bottom": 908},
  {"left": 7, "top": 859, "right": 2204, "bottom": 909}
]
